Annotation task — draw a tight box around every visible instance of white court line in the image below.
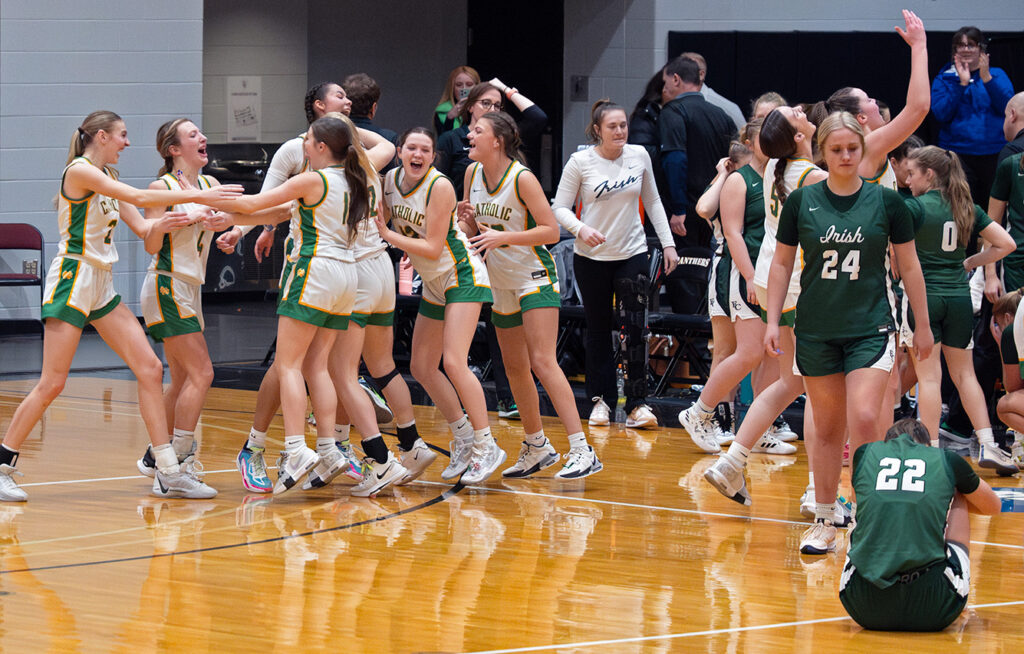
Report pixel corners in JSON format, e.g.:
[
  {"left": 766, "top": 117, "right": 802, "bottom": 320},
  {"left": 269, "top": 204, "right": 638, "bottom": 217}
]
[
  {"left": 463, "top": 599, "right": 1024, "bottom": 654},
  {"left": 418, "top": 480, "right": 1024, "bottom": 551}
]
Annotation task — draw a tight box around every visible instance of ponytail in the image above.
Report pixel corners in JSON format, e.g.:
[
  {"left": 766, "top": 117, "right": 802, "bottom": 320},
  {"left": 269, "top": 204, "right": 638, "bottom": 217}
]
[
  {"left": 478, "top": 111, "right": 525, "bottom": 164},
  {"left": 759, "top": 109, "right": 799, "bottom": 205},
  {"left": 342, "top": 145, "right": 369, "bottom": 236},
  {"left": 910, "top": 146, "right": 974, "bottom": 248},
  {"left": 310, "top": 113, "right": 375, "bottom": 242},
  {"left": 155, "top": 118, "right": 190, "bottom": 177},
  {"left": 67, "top": 110, "right": 122, "bottom": 166}
]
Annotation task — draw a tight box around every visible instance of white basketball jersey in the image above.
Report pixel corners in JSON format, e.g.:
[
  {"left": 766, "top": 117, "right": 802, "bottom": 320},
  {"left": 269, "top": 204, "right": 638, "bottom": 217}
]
[
  {"left": 466, "top": 161, "right": 557, "bottom": 290},
  {"left": 755, "top": 157, "right": 822, "bottom": 294},
  {"left": 147, "top": 173, "right": 215, "bottom": 285},
  {"left": 383, "top": 166, "right": 476, "bottom": 281},
  {"left": 289, "top": 165, "right": 358, "bottom": 263},
  {"left": 56, "top": 157, "right": 121, "bottom": 269}
]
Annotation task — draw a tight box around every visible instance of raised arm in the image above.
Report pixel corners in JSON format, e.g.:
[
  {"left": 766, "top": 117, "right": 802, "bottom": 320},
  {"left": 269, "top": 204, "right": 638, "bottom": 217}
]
[
  {"left": 356, "top": 127, "right": 397, "bottom": 172},
  {"left": 862, "top": 10, "right": 929, "bottom": 174}
]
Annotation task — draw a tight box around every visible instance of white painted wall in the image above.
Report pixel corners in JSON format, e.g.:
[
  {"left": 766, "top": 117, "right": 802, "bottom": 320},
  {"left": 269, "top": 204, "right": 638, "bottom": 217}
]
[
  {"left": 0, "top": 0, "right": 204, "bottom": 321},
  {"left": 562, "top": 0, "right": 1024, "bottom": 162},
  {"left": 202, "top": 0, "right": 310, "bottom": 144}
]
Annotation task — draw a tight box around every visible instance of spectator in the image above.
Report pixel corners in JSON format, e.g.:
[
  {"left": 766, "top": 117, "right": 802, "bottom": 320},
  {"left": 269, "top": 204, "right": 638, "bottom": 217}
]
[
  {"left": 658, "top": 55, "right": 736, "bottom": 249},
  {"left": 999, "top": 91, "right": 1024, "bottom": 162},
  {"left": 434, "top": 65, "right": 480, "bottom": 136},
  {"left": 931, "top": 26, "right": 1015, "bottom": 204},
  {"left": 436, "top": 80, "right": 547, "bottom": 198},
  {"left": 680, "top": 52, "right": 746, "bottom": 131},
  {"left": 342, "top": 73, "right": 399, "bottom": 145},
  {"left": 628, "top": 69, "right": 665, "bottom": 164},
  {"left": 750, "top": 91, "right": 786, "bottom": 120}
]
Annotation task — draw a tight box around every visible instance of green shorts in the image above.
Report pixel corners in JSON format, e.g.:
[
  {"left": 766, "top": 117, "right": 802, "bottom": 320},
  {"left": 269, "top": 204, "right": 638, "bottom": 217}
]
[
  {"left": 755, "top": 285, "right": 796, "bottom": 327},
  {"left": 908, "top": 294, "right": 974, "bottom": 349},
  {"left": 418, "top": 264, "right": 493, "bottom": 321},
  {"left": 490, "top": 284, "right": 561, "bottom": 328},
  {"left": 795, "top": 331, "right": 895, "bottom": 377},
  {"left": 839, "top": 542, "right": 969, "bottom": 631}
]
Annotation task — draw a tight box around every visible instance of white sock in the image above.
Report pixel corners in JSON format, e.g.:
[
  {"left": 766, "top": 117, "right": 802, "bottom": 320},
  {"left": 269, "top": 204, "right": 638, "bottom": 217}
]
[
  {"left": 815, "top": 502, "right": 836, "bottom": 522},
  {"left": 171, "top": 428, "right": 195, "bottom": 456},
  {"left": 397, "top": 419, "right": 415, "bottom": 429},
  {"left": 247, "top": 427, "right": 267, "bottom": 450},
  {"left": 726, "top": 441, "right": 750, "bottom": 466},
  {"left": 284, "top": 434, "right": 306, "bottom": 452},
  {"left": 976, "top": 427, "right": 995, "bottom": 446},
  {"left": 807, "top": 471, "right": 814, "bottom": 488},
  {"left": 930, "top": 439, "right": 939, "bottom": 447},
  {"left": 152, "top": 443, "right": 179, "bottom": 475},
  {"left": 695, "top": 398, "right": 715, "bottom": 415},
  {"left": 450, "top": 416, "right": 474, "bottom": 440},
  {"left": 567, "top": 431, "right": 588, "bottom": 450},
  {"left": 525, "top": 430, "right": 547, "bottom": 447},
  {"left": 473, "top": 427, "right": 492, "bottom": 447},
  {"left": 316, "top": 437, "right": 335, "bottom": 453}
]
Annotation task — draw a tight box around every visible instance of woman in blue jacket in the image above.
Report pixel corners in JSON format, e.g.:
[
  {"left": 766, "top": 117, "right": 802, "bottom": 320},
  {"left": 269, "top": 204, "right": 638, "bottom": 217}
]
[{"left": 931, "top": 26, "right": 1014, "bottom": 203}]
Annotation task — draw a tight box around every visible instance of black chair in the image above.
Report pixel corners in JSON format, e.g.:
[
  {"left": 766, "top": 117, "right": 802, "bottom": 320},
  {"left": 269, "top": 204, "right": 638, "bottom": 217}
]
[{"left": 0, "top": 223, "right": 45, "bottom": 334}]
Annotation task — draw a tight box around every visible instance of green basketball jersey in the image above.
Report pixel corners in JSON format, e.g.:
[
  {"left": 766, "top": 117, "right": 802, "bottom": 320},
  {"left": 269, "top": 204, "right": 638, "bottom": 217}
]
[
  {"left": 848, "top": 434, "right": 979, "bottom": 588},
  {"left": 991, "top": 153, "right": 1024, "bottom": 288},
  {"left": 905, "top": 190, "right": 991, "bottom": 296},
  {"left": 736, "top": 164, "right": 766, "bottom": 265},
  {"left": 776, "top": 182, "right": 914, "bottom": 340}
]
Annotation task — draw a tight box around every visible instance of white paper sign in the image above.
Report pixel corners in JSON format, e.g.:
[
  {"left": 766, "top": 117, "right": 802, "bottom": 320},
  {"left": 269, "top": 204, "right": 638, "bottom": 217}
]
[{"left": 227, "top": 76, "right": 261, "bottom": 142}]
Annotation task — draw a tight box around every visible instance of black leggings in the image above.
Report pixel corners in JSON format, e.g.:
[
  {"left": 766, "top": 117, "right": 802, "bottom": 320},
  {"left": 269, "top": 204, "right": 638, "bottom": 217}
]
[{"left": 573, "top": 252, "right": 650, "bottom": 412}]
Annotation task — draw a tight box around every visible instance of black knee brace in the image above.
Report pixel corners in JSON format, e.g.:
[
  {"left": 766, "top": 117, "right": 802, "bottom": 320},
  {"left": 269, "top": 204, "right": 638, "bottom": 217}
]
[
  {"left": 614, "top": 274, "right": 650, "bottom": 399},
  {"left": 370, "top": 368, "right": 400, "bottom": 390}
]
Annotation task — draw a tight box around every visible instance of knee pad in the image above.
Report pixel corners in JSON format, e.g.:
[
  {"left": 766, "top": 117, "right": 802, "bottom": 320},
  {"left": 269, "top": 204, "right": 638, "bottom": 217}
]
[{"left": 370, "top": 368, "right": 400, "bottom": 390}]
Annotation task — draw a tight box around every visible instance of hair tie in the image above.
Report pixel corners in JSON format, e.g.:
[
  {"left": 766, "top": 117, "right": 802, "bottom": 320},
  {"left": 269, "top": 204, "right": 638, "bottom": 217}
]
[{"left": 77, "top": 126, "right": 86, "bottom": 140}]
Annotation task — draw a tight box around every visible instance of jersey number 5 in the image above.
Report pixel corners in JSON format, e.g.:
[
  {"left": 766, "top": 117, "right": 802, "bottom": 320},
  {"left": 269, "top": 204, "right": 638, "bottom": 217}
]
[
  {"left": 821, "top": 249, "right": 860, "bottom": 280},
  {"left": 875, "top": 457, "right": 926, "bottom": 492}
]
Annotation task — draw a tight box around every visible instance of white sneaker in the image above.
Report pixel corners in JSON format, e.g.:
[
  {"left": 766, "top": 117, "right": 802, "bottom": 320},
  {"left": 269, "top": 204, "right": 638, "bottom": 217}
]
[
  {"left": 979, "top": 442, "right": 1017, "bottom": 475},
  {"left": 1011, "top": 431, "right": 1023, "bottom": 469},
  {"left": 554, "top": 445, "right": 603, "bottom": 480},
  {"left": 833, "top": 496, "right": 854, "bottom": 528},
  {"left": 589, "top": 397, "right": 611, "bottom": 426},
  {"left": 716, "top": 428, "right": 735, "bottom": 446},
  {"left": 441, "top": 438, "right": 473, "bottom": 480},
  {"left": 350, "top": 452, "right": 408, "bottom": 497},
  {"left": 396, "top": 438, "right": 438, "bottom": 485},
  {"left": 152, "top": 467, "right": 217, "bottom": 499},
  {"left": 679, "top": 405, "right": 721, "bottom": 454},
  {"left": 799, "top": 520, "right": 836, "bottom": 555},
  {"left": 502, "top": 439, "right": 559, "bottom": 478},
  {"left": 137, "top": 441, "right": 198, "bottom": 479},
  {"left": 767, "top": 416, "right": 798, "bottom": 442},
  {"left": 460, "top": 438, "right": 507, "bottom": 484},
  {"left": 799, "top": 485, "right": 815, "bottom": 519},
  {"left": 703, "top": 455, "right": 750, "bottom": 506},
  {"left": 0, "top": 465, "right": 27, "bottom": 502},
  {"left": 302, "top": 447, "right": 349, "bottom": 490},
  {"left": 625, "top": 405, "right": 658, "bottom": 429},
  {"left": 752, "top": 433, "right": 798, "bottom": 455},
  {"left": 273, "top": 446, "right": 319, "bottom": 495}
]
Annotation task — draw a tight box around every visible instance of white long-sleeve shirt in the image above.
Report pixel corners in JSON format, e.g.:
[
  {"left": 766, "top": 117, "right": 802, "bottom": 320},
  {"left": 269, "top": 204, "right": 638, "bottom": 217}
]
[{"left": 552, "top": 144, "right": 674, "bottom": 261}]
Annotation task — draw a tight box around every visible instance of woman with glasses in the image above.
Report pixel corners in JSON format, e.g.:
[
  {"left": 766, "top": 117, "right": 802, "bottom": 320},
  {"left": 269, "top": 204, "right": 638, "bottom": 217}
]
[
  {"left": 436, "top": 80, "right": 547, "bottom": 198},
  {"left": 931, "top": 26, "right": 1015, "bottom": 203}
]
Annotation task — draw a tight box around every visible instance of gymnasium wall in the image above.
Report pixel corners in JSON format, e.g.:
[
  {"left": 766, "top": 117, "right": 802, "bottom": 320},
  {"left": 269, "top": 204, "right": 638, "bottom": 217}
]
[
  {"left": 0, "top": 0, "right": 205, "bottom": 322},
  {"left": 561, "top": 0, "right": 1024, "bottom": 161},
  {"left": 305, "top": 0, "right": 468, "bottom": 141}
]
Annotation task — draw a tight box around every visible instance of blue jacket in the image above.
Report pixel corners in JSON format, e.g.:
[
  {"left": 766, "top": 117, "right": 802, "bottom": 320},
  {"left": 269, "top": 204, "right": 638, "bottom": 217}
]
[{"left": 931, "top": 63, "right": 1014, "bottom": 155}]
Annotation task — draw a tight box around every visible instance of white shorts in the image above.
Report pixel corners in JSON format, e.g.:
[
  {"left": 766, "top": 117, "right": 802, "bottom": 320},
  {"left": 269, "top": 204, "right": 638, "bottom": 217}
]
[
  {"left": 141, "top": 272, "right": 204, "bottom": 341},
  {"left": 41, "top": 256, "right": 119, "bottom": 328},
  {"left": 729, "top": 266, "right": 759, "bottom": 322},
  {"left": 755, "top": 285, "right": 798, "bottom": 328},
  {"left": 278, "top": 255, "right": 357, "bottom": 329},
  {"left": 351, "top": 251, "right": 396, "bottom": 327}
]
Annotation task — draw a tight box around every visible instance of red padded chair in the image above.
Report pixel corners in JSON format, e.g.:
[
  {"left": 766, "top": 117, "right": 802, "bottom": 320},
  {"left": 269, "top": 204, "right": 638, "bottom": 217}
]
[{"left": 0, "top": 223, "right": 45, "bottom": 334}]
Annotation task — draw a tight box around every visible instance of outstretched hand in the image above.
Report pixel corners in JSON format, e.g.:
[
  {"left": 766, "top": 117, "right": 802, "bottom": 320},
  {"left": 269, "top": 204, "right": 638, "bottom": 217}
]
[{"left": 894, "top": 9, "right": 925, "bottom": 47}]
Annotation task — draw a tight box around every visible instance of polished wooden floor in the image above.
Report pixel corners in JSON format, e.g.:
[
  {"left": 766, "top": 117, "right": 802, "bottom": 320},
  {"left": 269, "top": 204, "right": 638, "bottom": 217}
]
[{"left": 0, "top": 376, "right": 1021, "bottom": 653}]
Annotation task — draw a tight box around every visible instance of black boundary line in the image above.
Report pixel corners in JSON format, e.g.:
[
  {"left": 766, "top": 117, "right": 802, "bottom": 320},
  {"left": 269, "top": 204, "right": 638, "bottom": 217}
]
[{"left": 1, "top": 483, "right": 466, "bottom": 575}]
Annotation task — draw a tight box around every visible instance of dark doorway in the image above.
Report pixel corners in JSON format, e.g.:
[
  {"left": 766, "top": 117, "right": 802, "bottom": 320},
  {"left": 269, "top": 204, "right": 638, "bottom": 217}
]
[{"left": 468, "top": 1, "right": 564, "bottom": 193}]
